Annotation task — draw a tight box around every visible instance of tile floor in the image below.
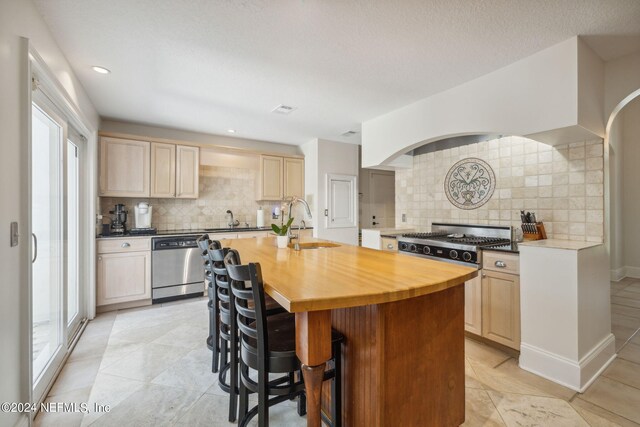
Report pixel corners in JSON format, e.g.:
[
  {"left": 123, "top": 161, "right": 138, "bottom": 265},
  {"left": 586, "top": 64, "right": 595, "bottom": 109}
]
[{"left": 35, "top": 278, "right": 640, "bottom": 427}]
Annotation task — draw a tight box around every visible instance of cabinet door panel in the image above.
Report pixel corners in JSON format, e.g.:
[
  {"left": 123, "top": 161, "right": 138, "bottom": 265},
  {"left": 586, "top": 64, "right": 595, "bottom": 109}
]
[
  {"left": 97, "top": 251, "right": 151, "bottom": 306},
  {"left": 176, "top": 145, "right": 199, "bottom": 198},
  {"left": 259, "top": 155, "right": 283, "bottom": 200},
  {"left": 99, "top": 137, "right": 150, "bottom": 197},
  {"left": 284, "top": 157, "right": 304, "bottom": 198},
  {"left": 150, "top": 143, "right": 176, "bottom": 197},
  {"left": 482, "top": 270, "right": 520, "bottom": 350},
  {"left": 464, "top": 275, "right": 482, "bottom": 335}
]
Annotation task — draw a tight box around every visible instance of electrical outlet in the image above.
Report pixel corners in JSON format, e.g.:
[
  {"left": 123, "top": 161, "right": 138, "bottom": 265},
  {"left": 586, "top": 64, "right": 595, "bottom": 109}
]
[{"left": 401, "top": 213, "right": 406, "bottom": 222}]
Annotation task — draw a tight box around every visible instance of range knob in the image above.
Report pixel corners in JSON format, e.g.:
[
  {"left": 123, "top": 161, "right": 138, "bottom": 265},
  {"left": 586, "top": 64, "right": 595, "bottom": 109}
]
[
  {"left": 423, "top": 246, "right": 431, "bottom": 255},
  {"left": 449, "top": 249, "right": 458, "bottom": 259},
  {"left": 409, "top": 244, "right": 417, "bottom": 252},
  {"left": 462, "top": 252, "right": 472, "bottom": 262},
  {"left": 399, "top": 242, "right": 408, "bottom": 251}
]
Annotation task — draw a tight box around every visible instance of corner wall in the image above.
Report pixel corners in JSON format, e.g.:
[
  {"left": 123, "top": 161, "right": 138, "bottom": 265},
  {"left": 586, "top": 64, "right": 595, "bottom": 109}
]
[{"left": 622, "top": 97, "right": 640, "bottom": 277}]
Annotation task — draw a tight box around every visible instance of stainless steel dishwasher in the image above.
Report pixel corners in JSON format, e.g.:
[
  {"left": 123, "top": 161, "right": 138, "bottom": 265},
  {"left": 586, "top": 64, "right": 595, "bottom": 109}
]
[{"left": 151, "top": 235, "right": 204, "bottom": 303}]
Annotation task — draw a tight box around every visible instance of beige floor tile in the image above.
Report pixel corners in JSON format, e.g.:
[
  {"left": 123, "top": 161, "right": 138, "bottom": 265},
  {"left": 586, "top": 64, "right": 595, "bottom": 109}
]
[
  {"left": 87, "top": 383, "right": 202, "bottom": 427},
  {"left": 622, "top": 283, "right": 640, "bottom": 294},
  {"left": 151, "top": 323, "right": 208, "bottom": 349},
  {"left": 465, "top": 338, "right": 511, "bottom": 368},
  {"left": 100, "top": 342, "right": 191, "bottom": 381},
  {"left": 613, "top": 278, "right": 638, "bottom": 287},
  {"left": 616, "top": 291, "right": 640, "bottom": 302},
  {"left": 462, "top": 388, "right": 505, "bottom": 426},
  {"left": 630, "top": 332, "right": 640, "bottom": 346},
  {"left": 488, "top": 391, "right": 589, "bottom": 426},
  {"left": 619, "top": 342, "right": 640, "bottom": 365},
  {"left": 67, "top": 334, "right": 110, "bottom": 363},
  {"left": 493, "top": 359, "right": 576, "bottom": 400},
  {"left": 80, "top": 319, "right": 115, "bottom": 339},
  {"left": 603, "top": 359, "right": 640, "bottom": 390},
  {"left": 465, "top": 358, "right": 485, "bottom": 390},
  {"left": 612, "top": 304, "right": 640, "bottom": 319},
  {"left": 612, "top": 313, "right": 640, "bottom": 329},
  {"left": 571, "top": 397, "right": 639, "bottom": 427},
  {"left": 172, "top": 392, "right": 240, "bottom": 426},
  {"left": 612, "top": 283, "right": 631, "bottom": 295},
  {"left": 612, "top": 296, "right": 640, "bottom": 309},
  {"left": 80, "top": 372, "right": 146, "bottom": 427},
  {"left": 98, "top": 338, "right": 145, "bottom": 371},
  {"left": 48, "top": 357, "right": 102, "bottom": 397},
  {"left": 613, "top": 324, "right": 637, "bottom": 346},
  {"left": 34, "top": 387, "right": 91, "bottom": 427},
  {"left": 581, "top": 376, "right": 640, "bottom": 423},
  {"left": 108, "top": 321, "right": 182, "bottom": 344},
  {"left": 151, "top": 347, "right": 217, "bottom": 392}
]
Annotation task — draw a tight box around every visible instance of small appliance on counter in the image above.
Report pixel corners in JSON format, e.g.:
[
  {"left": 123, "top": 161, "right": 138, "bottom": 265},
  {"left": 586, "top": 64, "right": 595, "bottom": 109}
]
[
  {"left": 130, "top": 202, "right": 157, "bottom": 235},
  {"left": 109, "top": 204, "right": 128, "bottom": 235}
]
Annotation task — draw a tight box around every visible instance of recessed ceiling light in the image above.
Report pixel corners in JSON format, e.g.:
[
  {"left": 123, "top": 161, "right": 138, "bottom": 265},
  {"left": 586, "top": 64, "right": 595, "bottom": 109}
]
[
  {"left": 272, "top": 104, "right": 296, "bottom": 114},
  {"left": 91, "top": 66, "right": 111, "bottom": 74},
  {"left": 227, "top": 129, "right": 236, "bottom": 133}
]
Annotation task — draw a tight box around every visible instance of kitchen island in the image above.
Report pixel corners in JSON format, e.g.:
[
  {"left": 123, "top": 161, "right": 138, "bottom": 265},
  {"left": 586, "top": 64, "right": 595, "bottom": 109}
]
[{"left": 221, "top": 236, "right": 477, "bottom": 427}]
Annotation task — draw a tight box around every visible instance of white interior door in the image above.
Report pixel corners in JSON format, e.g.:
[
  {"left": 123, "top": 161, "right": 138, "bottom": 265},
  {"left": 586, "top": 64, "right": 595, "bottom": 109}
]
[
  {"left": 326, "top": 174, "right": 357, "bottom": 228},
  {"left": 369, "top": 171, "right": 395, "bottom": 228}
]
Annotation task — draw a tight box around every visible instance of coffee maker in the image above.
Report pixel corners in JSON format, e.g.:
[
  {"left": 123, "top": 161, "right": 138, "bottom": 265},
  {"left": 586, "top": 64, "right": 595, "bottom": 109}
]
[
  {"left": 109, "top": 204, "right": 128, "bottom": 235},
  {"left": 133, "top": 202, "right": 153, "bottom": 230}
]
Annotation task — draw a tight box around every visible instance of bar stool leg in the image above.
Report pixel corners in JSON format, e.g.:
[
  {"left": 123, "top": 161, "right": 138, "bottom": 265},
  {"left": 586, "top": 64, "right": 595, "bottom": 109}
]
[{"left": 332, "top": 341, "right": 342, "bottom": 427}]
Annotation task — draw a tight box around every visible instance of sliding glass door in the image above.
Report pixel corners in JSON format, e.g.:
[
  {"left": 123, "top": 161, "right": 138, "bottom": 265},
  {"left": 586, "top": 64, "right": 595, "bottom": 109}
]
[{"left": 31, "top": 100, "right": 85, "bottom": 403}]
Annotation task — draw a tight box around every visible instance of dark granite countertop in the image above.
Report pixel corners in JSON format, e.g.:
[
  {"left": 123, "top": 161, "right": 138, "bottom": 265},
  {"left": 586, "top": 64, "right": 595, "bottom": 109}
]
[{"left": 97, "top": 226, "right": 313, "bottom": 239}]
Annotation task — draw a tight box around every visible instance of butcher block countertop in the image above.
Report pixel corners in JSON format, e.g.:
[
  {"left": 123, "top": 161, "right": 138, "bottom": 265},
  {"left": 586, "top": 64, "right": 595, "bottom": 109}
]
[{"left": 220, "top": 236, "right": 478, "bottom": 312}]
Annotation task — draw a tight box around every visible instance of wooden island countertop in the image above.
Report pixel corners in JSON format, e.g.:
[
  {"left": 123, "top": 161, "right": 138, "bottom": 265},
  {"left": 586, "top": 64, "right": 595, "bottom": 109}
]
[
  {"left": 220, "top": 236, "right": 478, "bottom": 427},
  {"left": 220, "top": 236, "right": 477, "bottom": 312}
]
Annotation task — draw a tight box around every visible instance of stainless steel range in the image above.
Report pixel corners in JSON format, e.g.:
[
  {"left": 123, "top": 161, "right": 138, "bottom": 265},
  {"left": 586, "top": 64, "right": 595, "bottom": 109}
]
[{"left": 397, "top": 223, "right": 512, "bottom": 267}]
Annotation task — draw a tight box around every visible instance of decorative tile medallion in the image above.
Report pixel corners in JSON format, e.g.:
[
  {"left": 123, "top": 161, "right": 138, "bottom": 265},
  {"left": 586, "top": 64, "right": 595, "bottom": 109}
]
[{"left": 444, "top": 158, "right": 495, "bottom": 209}]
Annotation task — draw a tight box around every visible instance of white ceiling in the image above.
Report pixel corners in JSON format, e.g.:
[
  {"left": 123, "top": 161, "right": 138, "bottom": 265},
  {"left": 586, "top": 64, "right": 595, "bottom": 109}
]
[{"left": 34, "top": 0, "right": 640, "bottom": 146}]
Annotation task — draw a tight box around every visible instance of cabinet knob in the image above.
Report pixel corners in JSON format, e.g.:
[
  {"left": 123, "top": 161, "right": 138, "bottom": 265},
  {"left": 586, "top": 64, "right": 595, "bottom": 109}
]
[
  {"left": 98, "top": 256, "right": 102, "bottom": 261},
  {"left": 387, "top": 243, "right": 394, "bottom": 249},
  {"left": 495, "top": 261, "right": 506, "bottom": 268},
  {"left": 482, "top": 273, "right": 486, "bottom": 278},
  {"left": 121, "top": 242, "right": 131, "bottom": 248}
]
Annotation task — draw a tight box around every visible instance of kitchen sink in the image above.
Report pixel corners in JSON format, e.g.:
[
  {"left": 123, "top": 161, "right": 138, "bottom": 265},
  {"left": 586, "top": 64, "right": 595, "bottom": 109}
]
[{"left": 288, "top": 242, "right": 341, "bottom": 250}]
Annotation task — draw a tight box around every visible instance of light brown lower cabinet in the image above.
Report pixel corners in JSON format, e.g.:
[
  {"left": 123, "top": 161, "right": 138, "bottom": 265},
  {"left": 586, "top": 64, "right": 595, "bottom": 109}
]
[
  {"left": 97, "top": 237, "right": 151, "bottom": 307},
  {"left": 464, "top": 252, "right": 521, "bottom": 350},
  {"left": 481, "top": 269, "right": 520, "bottom": 350}
]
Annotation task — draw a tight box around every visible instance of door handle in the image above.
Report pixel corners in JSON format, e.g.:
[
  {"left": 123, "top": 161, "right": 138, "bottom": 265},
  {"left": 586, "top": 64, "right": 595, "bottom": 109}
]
[{"left": 32, "top": 233, "right": 38, "bottom": 263}]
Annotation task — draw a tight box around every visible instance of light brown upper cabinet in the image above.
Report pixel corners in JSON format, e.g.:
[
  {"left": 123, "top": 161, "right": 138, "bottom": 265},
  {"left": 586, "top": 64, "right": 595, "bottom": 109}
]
[
  {"left": 150, "top": 142, "right": 176, "bottom": 197},
  {"left": 258, "top": 155, "right": 304, "bottom": 200},
  {"left": 176, "top": 145, "right": 199, "bottom": 198},
  {"left": 150, "top": 143, "right": 199, "bottom": 198},
  {"left": 99, "top": 137, "right": 151, "bottom": 197},
  {"left": 101, "top": 136, "right": 199, "bottom": 199}
]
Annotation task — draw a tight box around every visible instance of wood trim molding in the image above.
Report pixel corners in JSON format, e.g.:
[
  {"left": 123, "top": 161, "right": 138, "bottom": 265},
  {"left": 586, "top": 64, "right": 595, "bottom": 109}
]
[{"left": 98, "top": 130, "right": 304, "bottom": 159}]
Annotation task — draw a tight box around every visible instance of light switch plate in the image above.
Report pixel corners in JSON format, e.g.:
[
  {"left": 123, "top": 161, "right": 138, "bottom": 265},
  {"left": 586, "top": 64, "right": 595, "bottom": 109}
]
[
  {"left": 402, "top": 213, "right": 407, "bottom": 222},
  {"left": 10, "top": 222, "right": 18, "bottom": 247}
]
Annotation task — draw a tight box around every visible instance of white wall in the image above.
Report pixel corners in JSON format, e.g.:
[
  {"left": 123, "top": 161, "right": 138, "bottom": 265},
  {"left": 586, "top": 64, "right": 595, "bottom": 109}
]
[
  {"left": 609, "top": 114, "right": 624, "bottom": 275},
  {"left": 101, "top": 119, "right": 302, "bottom": 156},
  {"left": 361, "top": 37, "right": 605, "bottom": 168},
  {"left": 605, "top": 51, "right": 640, "bottom": 120},
  {"left": 302, "top": 139, "right": 359, "bottom": 245},
  {"left": 0, "top": 0, "right": 99, "bottom": 424},
  {"left": 622, "top": 98, "right": 640, "bottom": 276}
]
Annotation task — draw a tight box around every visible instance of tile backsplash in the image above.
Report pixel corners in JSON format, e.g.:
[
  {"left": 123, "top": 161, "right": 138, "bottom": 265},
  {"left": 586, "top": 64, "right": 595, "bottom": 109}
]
[
  {"left": 101, "top": 166, "right": 298, "bottom": 231},
  {"left": 395, "top": 136, "right": 604, "bottom": 242}
]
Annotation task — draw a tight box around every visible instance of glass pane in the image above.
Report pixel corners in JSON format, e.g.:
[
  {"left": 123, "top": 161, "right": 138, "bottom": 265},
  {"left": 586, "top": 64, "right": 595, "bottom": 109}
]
[
  {"left": 31, "top": 104, "right": 64, "bottom": 385},
  {"left": 67, "top": 141, "right": 79, "bottom": 327}
]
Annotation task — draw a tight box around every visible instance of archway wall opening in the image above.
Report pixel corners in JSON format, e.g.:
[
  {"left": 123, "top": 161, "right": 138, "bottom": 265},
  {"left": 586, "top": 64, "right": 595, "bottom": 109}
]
[{"left": 362, "top": 37, "right": 604, "bottom": 169}]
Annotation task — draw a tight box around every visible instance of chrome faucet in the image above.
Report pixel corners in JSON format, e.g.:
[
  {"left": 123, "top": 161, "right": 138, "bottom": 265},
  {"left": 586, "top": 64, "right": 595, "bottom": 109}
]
[
  {"left": 226, "top": 210, "right": 240, "bottom": 228},
  {"left": 285, "top": 196, "right": 312, "bottom": 239}
]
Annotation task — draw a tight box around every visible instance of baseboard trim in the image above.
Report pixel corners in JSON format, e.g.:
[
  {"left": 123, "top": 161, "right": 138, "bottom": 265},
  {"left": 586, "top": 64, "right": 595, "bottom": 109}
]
[
  {"left": 519, "top": 334, "right": 616, "bottom": 392},
  {"left": 610, "top": 266, "right": 626, "bottom": 281},
  {"left": 625, "top": 266, "right": 640, "bottom": 279}
]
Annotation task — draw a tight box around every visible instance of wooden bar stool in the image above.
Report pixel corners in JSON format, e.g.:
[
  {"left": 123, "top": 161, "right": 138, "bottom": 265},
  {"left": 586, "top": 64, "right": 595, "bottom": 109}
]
[
  {"left": 196, "top": 234, "right": 218, "bottom": 372},
  {"left": 225, "top": 249, "right": 344, "bottom": 427}
]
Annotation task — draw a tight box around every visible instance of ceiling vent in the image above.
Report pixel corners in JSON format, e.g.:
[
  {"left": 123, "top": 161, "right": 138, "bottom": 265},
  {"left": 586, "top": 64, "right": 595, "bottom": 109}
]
[
  {"left": 272, "top": 104, "right": 296, "bottom": 114},
  {"left": 341, "top": 130, "right": 358, "bottom": 137}
]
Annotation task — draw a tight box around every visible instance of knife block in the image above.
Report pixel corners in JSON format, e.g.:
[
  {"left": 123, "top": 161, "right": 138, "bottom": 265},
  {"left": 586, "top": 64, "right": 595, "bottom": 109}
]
[{"left": 522, "top": 222, "right": 547, "bottom": 241}]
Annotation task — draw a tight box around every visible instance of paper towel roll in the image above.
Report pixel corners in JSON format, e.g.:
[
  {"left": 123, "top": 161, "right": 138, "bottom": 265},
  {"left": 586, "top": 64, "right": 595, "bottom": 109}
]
[{"left": 256, "top": 208, "right": 265, "bottom": 227}]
